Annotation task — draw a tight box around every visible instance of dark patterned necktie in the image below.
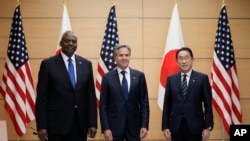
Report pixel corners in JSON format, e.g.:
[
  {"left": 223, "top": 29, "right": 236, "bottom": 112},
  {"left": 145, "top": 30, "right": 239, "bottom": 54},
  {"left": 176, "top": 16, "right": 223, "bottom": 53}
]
[
  {"left": 121, "top": 71, "right": 128, "bottom": 99},
  {"left": 182, "top": 74, "right": 187, "bottom": 98},
  {"left": 68, "top": 58, "right": 75, "bottom": 89}
]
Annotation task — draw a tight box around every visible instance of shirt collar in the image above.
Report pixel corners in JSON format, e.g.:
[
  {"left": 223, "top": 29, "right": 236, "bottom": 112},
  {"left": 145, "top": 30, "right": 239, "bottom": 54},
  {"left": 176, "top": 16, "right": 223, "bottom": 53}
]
[
  {"left": 181, "top": 69, "right": 192, "bottom": 77},
  {"left": 61, "top": 52, "right": 76, "bottom": 63},
  {"left": 117, "top": 67, "right": 130, "bottom": 74}
]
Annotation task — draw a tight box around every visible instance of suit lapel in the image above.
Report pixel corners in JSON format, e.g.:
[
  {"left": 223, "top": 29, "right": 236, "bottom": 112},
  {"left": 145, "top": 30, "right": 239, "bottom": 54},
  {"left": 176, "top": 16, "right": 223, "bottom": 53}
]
[
  {"left": 112, "top": 69, "right": 121, "bottom": 86},
  {"left": 75, "top": 55, "right": 83, "bottom": 90},
  {"left": 175, "top": 73, "right": 183, "bottom": 99},
  {"left": 56, "top": 54, "right": 69, "bottom": 79},
  {"left": 111, "top": 69, "right": 123, "bottom": 97},
  {"left": 186, "top": 71, "right": 197, "bottom": 99},
  {"left": 56, "top": 54, "right": 75, "bottom": 90},
  {"left": 113, "top": 68, "right": 133, "bottom": 100},
  {"left": 128, "top": 69, "right": 135, "bottom": 98}
]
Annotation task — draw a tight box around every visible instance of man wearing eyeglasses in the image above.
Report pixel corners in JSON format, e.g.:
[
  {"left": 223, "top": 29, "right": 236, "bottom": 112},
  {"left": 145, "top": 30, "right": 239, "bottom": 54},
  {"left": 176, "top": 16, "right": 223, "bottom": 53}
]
[{"left": 162, "top": 47, "right": 214, "bottom": 141}]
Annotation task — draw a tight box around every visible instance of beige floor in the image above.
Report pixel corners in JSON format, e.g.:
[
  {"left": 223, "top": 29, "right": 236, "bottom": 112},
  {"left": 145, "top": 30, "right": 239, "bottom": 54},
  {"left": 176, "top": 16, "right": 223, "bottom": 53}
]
[{"left": 9, "top": 139, "right": 229, "bottom": 141}]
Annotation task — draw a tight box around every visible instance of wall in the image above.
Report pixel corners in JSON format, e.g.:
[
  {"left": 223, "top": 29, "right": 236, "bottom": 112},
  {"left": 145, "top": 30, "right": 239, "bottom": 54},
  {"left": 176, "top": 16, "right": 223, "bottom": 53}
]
[{"left": 0, "top": 0, "right": 249, "bottom": 140}]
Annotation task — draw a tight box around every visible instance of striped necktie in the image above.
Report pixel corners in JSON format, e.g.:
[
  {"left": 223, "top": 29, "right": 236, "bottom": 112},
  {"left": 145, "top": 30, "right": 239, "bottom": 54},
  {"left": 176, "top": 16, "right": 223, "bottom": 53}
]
[{"left": 182, "top": 74, "right": 187, "bottom": 98}]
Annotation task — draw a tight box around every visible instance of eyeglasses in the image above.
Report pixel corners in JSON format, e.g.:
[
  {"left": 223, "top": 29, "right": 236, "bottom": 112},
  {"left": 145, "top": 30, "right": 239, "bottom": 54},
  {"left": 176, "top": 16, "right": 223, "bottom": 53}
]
[{"left": 177, "top": 56, "right": 191, "bottom": 62}]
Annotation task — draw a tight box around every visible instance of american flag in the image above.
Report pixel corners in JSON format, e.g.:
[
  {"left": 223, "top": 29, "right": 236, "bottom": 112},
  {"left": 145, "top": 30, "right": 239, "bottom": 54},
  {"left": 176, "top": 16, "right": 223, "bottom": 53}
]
[
  {"left": 95, "top": 5, "right": 119, "bottom": 107},
  {"left": 211, "top": 5, "right": 242, "bottom": 135},
  {"left": 0, "top": 5, "right": 35, "bottom": 137}
]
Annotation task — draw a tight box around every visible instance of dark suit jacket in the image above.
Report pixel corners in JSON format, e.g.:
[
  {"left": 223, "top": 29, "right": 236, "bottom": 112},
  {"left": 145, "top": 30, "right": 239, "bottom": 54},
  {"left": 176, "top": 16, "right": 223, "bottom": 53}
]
[
  {"left": 162, "top": 70, "right": 213, "bottom": 135},
  {"left": 100, "top": 68, "right": 149, "bottom": 136},
  {"left": 35, "top": 54, "right": 97, "bottom": 134}
]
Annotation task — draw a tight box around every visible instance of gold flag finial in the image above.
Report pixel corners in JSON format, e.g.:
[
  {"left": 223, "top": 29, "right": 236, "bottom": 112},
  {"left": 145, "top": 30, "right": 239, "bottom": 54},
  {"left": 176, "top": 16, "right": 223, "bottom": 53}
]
[
  {"left": 111, "top": 0, "right": 116, "bottom": 6},
  {"left": 63, "top": 0, "right": 68, "bottom": 6},
  {"left": 173, "top": 0, "right": 178, "bottom": 6},
  {"left": 221, "top": 0, "right": 225, "bottom": 6},
  {"left": 16, "top": 0, "right": 20, "bottom": 6}
]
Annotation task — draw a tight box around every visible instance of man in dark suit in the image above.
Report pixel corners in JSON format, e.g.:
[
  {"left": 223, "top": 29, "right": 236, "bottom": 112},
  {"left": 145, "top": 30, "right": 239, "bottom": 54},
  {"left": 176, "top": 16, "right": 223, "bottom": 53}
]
[
  {"left": 100, "top": 44, "right": 150, "bottom": 141},
  {"left": 162, "top": 47, "right": 214, "bottom": 141},
  {"left": 35, "top": 31, "right": 97, "bottom": 141}
]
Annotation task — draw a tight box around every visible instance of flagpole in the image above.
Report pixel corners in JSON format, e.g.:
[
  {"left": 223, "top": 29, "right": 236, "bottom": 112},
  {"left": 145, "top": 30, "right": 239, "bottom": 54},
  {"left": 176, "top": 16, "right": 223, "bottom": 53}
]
[
  {"left": 220, "top": 2, "right": 226, "bottom": 140},
  {"left": 16, "top": 2, "right": 20, "bottom": 141},
  {"left": 221, "top": 3, "right": 225, "bottom": 140},
  {"left": 14, "top": 2, "right": 21, "bottom": 141},
  {"left": 219, "top": 1, "right": 225, "bottom": 140},
  {"left": 222, "top": 125, "right": 224, "bottom": 141}
]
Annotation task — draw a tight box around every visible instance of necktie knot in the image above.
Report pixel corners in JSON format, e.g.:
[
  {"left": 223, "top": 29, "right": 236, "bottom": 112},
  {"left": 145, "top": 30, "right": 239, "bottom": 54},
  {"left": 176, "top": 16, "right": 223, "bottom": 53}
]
[
  {"left": 68, "top": 58, "right": 72, "bottom": 63},
  {"left": 121, "top": 70, "right": 126, "bottom": 76}
]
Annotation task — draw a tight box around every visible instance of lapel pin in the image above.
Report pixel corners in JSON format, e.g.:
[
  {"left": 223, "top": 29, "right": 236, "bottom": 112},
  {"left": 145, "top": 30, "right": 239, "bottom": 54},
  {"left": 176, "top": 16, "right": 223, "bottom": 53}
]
[{"left": 192, "top": 78, "right": 197, "bottom": 83}]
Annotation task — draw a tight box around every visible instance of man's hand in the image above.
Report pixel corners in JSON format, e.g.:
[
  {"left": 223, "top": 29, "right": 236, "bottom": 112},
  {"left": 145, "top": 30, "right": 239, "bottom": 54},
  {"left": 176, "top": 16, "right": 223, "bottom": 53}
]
[
  {"left": 104, "top": 129, "right": 113, "bottom": 141},
  {"left": 37, "top": 129, "right": 48, "bottom": 141},
  {"left": 140, "top": 128, "right": 148, "bottom": 139},
  {"left": 163, "top": 128, "right": 171, "bottom": 139},
  {"left": 202, "top": 129, "right": 210, "bottom": 141},
  {"left": 88, "top": 127, "right": 97, "bottom": 138}
]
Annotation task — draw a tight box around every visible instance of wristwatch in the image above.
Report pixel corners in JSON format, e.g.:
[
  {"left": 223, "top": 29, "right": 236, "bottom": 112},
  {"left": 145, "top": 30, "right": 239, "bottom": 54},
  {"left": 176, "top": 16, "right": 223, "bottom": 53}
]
[{"left": 207, "top": 126, "right": 212, "bottom": 131}]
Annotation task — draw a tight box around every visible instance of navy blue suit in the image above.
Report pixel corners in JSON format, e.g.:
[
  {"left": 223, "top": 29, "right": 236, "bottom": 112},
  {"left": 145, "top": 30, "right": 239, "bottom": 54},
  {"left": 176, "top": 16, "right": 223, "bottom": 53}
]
[
  {"left": 162, "top": 70, "right": 213, "bottom": 137},
  {"left": 35, "top": 54, "right": 97, "bottom": 139},
  {"left": 100, "top": 68, "right": 149, "bottom": 138}
]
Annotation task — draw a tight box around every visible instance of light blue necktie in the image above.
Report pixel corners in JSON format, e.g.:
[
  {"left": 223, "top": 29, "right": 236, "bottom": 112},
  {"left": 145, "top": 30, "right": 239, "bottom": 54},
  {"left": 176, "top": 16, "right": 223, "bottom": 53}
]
[
  {"left": 121, "top": 71, "right": 128, "bottom": 99},
  {"left": 68, "top": 58, "right": 76, "bottom": 89},
  {"left": 182, "top": 74, "right": 187, "bottom": 98}
]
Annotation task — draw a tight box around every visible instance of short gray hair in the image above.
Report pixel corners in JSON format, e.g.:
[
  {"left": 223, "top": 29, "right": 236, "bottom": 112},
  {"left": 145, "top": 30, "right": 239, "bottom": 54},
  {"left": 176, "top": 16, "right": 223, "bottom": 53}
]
[{"left": 114, "top": 44, "right": 131, "bottom": 56}]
